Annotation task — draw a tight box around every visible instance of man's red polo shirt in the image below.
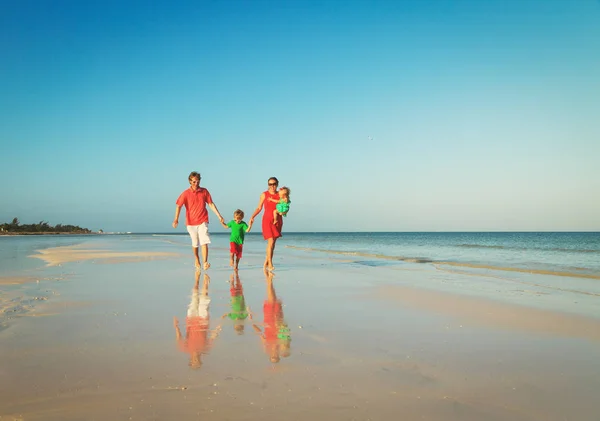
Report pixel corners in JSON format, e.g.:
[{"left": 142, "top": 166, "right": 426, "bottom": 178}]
[{"left": 176, "top": 188, "right": 213, "bottom": 226}]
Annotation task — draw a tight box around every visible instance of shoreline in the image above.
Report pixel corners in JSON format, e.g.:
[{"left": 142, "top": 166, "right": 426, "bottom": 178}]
[
  {"left": 285, "top": 245, "right": 600, "bottom": 280},
  {"left": 0, "top": 232, "right": 98, "bottom": 236}
]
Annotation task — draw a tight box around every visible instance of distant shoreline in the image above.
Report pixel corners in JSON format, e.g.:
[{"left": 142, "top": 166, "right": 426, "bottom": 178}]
[{"left": 0, "top": 232, "right": 98, "bottom": 236}]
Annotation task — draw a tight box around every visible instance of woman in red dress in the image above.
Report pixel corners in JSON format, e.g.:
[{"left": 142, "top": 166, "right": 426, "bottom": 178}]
[
  {"left": 249, "top": 177, "right": 282, "bottom": 271},
  {"left": 249, "top": 269, "right": 291, "bottom": 363}
]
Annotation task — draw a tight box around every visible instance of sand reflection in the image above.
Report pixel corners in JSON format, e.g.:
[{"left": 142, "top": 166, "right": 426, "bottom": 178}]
[
  {"left": 173, "top": 272, "right": 221, "bottom": 369},
  {"left": 250, "top": 270, "right": 292, "bottom": 363},
  {"left": 220, "top": 271, "right": 249, "bottom": 334}
]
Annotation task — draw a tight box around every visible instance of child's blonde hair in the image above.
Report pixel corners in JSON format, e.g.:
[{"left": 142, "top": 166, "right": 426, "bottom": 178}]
[
  {"left": 279, "top": 187, "right": 291, "bottom": 198},
  {"left": 234, "top": 209, "right": 244, "bottom": 219}
]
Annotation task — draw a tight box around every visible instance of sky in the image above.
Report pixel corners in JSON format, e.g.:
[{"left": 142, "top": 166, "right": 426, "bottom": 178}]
[{"left": 1, "top": 0, "right": 599, "bottom": 232}]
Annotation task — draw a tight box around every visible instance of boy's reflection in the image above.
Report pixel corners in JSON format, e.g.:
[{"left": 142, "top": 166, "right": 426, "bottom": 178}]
[
  {"left": 173, "top": 272, "right": 221, "bottom": 369},
  {"left": 250, "top": 269, "right": 291, "bottom": 363},
  {"left": 221, "top": 271, "right": 249, "bottom": 334}
]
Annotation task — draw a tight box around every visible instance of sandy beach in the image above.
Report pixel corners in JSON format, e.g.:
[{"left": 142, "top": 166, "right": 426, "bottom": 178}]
[
  {"left": 1, "top": 235, "right": 599, "bottom": 421},
  {"left": 29, "top": 244, "right": 180, "bottom": 266}
]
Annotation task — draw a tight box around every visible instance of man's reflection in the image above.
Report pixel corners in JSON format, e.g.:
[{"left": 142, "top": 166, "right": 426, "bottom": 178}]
[
  {"left": 173, "top": 272, "right": 221, "bottom": 369},
  {"left": 221, "top": 271, "right": 249, "bottom": 334},
  {"left": 250, "top": 269, "right": 291, "bottom": 363}
]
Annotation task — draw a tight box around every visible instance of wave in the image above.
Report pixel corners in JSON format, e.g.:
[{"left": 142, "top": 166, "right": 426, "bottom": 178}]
[
  {"left": 434, "top": 262, "right": 600, "bottom": 280},
  {"left": 457, "top": 244, "right": 505, "bottom": 249},
  {"left": 457, "top": 243, "right": 600, "bottom": 254},
  {"left": 285, "top": 246, "right": 434, "bottom": 263},
  {"left": 285, "top": 245, "right": 600, "bottom": 280}
]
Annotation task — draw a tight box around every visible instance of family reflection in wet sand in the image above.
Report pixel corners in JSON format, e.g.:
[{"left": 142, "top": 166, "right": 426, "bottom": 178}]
[
  {"left": 249, "top": 270, "right": 292, "bottom": 363},
  {"left": 173, "top": 271, "right": 222, "bottom": 369},
  {"left": 174, "top": 270, "right": 291, "bottom": 368},
  {"left": 220, "top": 271, "right": 249, "bottom": 334}
]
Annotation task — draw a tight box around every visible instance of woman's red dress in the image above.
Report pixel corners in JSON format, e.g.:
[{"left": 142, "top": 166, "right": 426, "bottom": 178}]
[{"left": 261, "top": 190, "right": 283, "bottom": 240}]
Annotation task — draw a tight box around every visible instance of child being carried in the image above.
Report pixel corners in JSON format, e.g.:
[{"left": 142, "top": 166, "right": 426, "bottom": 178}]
[{"left": 272, "top": 186, "right": 291, "bottom": 225}]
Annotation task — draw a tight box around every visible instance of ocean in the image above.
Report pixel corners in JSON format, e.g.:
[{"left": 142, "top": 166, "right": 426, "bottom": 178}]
[
  {"left": 279, "top": 231, "right": 600, "bottom": 275},
  {"left": 2, "top": 231, "right": 599, "bottom": 321},
  {"left": 2, "top": 231, "right": 599, "bottom": 277}
]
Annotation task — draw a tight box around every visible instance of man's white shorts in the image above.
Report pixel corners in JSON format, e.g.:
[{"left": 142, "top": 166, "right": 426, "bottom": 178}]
[
  {"left": 187, "top": 289, "right": 211, "bottom": 318},
  {"left": 187, "top": 223, "right": 211, "bottom": 248}
]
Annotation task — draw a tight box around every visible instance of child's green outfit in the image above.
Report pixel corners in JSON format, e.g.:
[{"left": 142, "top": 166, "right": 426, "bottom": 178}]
[
  {"left": 227, "top": 220, "right": 248, "bottom": 258},
  {"left": 276, "top": 200, "right": 291, "bottom": 216},
  {"left": 227, "top": 220, "right": 248, "bottom": 244}
]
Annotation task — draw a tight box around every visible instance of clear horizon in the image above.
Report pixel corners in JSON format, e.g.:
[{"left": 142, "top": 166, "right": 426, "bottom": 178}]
[{"left": 2, "top": 0, "right": 599, "bottom": 232}]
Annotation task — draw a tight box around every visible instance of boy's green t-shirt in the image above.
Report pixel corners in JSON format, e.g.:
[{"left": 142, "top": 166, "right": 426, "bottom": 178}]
[
  {"left": 228, "top": 295, "right": 248, "bottom": 320},
  {"left": 227, "top": 220, "right": 248, "bottom": 244}
]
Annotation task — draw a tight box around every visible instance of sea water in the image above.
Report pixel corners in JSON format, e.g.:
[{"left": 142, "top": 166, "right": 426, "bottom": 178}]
[{"left": 2, "top": 231, "right": 599, "bottom": 276}]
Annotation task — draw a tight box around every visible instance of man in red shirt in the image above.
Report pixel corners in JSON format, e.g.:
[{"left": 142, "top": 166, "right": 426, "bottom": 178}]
[{"left": 173, "top": 171, "right": 225, "bottom": 270}]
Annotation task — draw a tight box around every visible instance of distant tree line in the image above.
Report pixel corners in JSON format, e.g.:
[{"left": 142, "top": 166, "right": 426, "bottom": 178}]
[{"left": 0, "top": 217, "right": 92, "bottom": 234}]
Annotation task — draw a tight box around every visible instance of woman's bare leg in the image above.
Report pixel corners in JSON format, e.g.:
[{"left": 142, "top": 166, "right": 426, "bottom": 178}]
[{"left": 266, "top": 238, "right": 277, "bottom": 270}]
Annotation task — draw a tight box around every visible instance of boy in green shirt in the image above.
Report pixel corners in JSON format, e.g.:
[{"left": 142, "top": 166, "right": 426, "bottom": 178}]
[
  {"left": 220, "top": 209, "right": 250, "bottom": 270},
  {"left": 221, "top": 271, "right": 249, "bottom": 335}
]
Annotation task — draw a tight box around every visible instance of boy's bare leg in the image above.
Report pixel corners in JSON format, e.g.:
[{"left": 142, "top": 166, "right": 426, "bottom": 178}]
[
  {"left": 234, "top": 256, "right": 240, "bottom": 270},
  {"left": 201, "top": 245, "right": 210, "bottom": 270},
  {"left": 229, "top": 253, "right": 234, "bottom": 267},
  {"left": 193, "top": 247, "right": 200, "bottom": 270}
]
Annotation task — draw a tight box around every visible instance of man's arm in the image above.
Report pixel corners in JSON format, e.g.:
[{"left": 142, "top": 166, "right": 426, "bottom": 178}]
[
  {"left": 173, "top": 317, "right": 183, "bottom": 341},
  {"left": 207, "top": 325, "right": 223, "bottom": 348},
  {"left": 208, "top": 202, "right": 225, "bottom": 225},
  {"left": 173, "top": 206, "right": 182, "bottom": 228}
]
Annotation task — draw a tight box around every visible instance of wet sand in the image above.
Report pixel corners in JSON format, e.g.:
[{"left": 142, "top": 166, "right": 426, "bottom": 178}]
[
  {"left": 29, "top": 244, "right": 180, "bottom": 266},
  {"left": 1, "top": 238, "right": 599, "bottom": 420},
  {"left": 374, "top": 284, "right": 600, "bottom": 342},
  {"left": 0, "top": 276, "right": 39, "bottom": 285}
]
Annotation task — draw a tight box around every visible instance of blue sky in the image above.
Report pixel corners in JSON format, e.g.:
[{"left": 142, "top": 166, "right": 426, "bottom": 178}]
[{"left": 1, "top": 0, "right": 599, "bottom": 232}]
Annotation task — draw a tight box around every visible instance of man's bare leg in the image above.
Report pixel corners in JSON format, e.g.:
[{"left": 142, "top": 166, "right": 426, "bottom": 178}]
[
  {"left": 201, "top": 244, "right": 210, "bottom": 270},
  {"left": 193, "top": 247, "right": 200, "bottom": 270}
]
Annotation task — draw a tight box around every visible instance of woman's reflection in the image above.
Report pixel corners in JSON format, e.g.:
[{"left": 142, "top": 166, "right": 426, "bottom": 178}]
[
  {"left": 250, "top": 269, "right": 291, "bottom": 363},
  {"left": 173, "top": 272, "right": 221, "bottom": 369},
  {"left": 221, "top": 271, "right": 249, "bottom": 334}
]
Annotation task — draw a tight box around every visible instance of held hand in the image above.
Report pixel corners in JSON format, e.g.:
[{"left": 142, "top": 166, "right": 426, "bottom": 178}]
[
  {"left": 249, "top": 217, "right": 254, "bottom": 225},
  {"left": 219, "top": 216, "right": 225, "bottom": 224},
  {"left": 172, "top": 220, "right": 178, "bottom": 228},
  {"left": 173, "top": 317, "right": 179, "bottom": 327}
]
